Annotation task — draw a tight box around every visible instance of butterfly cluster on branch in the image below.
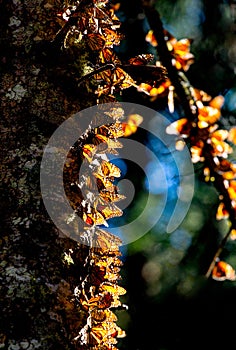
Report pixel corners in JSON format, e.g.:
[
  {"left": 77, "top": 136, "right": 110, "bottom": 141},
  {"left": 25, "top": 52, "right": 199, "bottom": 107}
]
[
  {"left": 54, "top": 1, "right": 236, "bottom": 348},
  {"left": 63, "top": 104, "right": 142, "bottom": 349}
]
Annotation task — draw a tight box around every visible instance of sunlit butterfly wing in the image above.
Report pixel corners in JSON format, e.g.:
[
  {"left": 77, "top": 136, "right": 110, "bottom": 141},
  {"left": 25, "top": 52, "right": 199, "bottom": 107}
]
[
  {"left": 99, "top": 282, "right": 126, "bottom": 296},
  {"left": 88, "top": 325, "right": 107, "bottom": 346},
  {"left": 100, "top": 190, "right": 126, "bottom": 203},
  {"left": 95, "top": 175, "right": 116, "bottom": 192},
  {"left": 102, "top": 27, "right": 123, "bottom": 47},
  {"left": 97, "top": 291, "right": 114, "bottom": 309},
  {"left": 104, "top": 271, "right": 121, "bottom": 282},
  {"left": 98, "top": 204, "right": 123, "bottom": 220},
  {"left": 230, "top": 229, "right": 236, "bottom": 240},
  {"left": 212, "top": 260, "right": 236, "bottom": 281},
  {"left": 94, "top": 69, "right": 113, "bottom": 83},
  {"left": 145, "top": 29, "right": 158, "bottom": 47},
  {"left": 92, "top": 134, "right": 123, "bottom": 150},
  {"left": 91, "top": 309, "right": 118, "bottom": 323},
  {"left": 82, "top": 144, "right": 97, "bottom": 162},
  {"left": 83, "top": 209, "right": 108, "bottom": 227},
  {"left": 86, "top": 33, "right": 105, "bottom": 51},
  {"left": 100, "top": 160, "right": 121, "bottom": 178},
  {"left": 216, "top": 202, "right": 229, "bottom": 220},
  {"left": 122, "top": 113, "right": 143, "bottom": 137},
  {"left": 80, "top": 290, "right": 113, "bottom": 311},
  {"left": 103, "top": 107, "right": 125, "bottom": 121},
  {"left": 192, "top": 87, "right": 212, "bottom": 102},
  {"left": 228, "top": 127, "right": 236, "bottom": 145},
  {"left": 94, "top": 123, "right": 124, "bottom": 139},
  {"left": 104, "top": 256, "right": 123, "bottom": 267},
  {"left": 228, "top": 180, "right": 236, "bottom": 200},
  {"left": 166, "top": 118, "right": 191, "bottom": 137},
  {"left": 99, "top": 48, "right": 121, "bottom": 64},
  {"left": 91, "top": 228, "right": 122, "bottom": 252}
]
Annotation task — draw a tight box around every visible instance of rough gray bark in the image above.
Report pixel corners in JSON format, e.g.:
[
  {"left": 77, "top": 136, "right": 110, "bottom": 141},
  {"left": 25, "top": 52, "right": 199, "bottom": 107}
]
[{"left": 0, "top": 1, "right": 94, "bottom": 348}]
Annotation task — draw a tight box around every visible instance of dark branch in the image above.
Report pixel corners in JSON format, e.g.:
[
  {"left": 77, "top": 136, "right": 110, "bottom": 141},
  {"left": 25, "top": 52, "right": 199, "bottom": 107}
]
[{"left": 143, "top": 4, "right": 196, "bottom": 119}]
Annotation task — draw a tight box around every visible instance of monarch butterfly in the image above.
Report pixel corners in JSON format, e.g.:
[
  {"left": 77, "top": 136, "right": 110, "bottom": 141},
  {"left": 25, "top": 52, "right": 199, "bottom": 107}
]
[
  {"left": 227, "top": 180, "right": 236, "bottom": 200},
  {"left": 216, "top": 202, "right": 229, "bottom": 220},
  {"left": 218, "top": 159, "right": 236, "bottom": 180},
  {"left": 91, "top": 133, "right": 123, "bottom": 148},
  {"left": 60, "top": 5, "right": 78, "bottom": 22},
  {"left": 104, "top": 271, "right": 121, "bottom": 283},
  {"left": 103, "top": 106, "right": 125, "bottom": 121},
  {"left": 228, "top": 126, "right": 236, "bottom": 145},
  {"left": 212, "top": 260, "right": 236, "bottom": 281},
  {"left": 111, "top": 67, "right": 135, "bottom": 89},
  {"left": 80, "top": 290, "right": 113, "bottom": 311},
  {"left": 78, "top": 173, "right": 107, "bottom": 194},
  {"left": 89, "top": 264, "right": 107, "bottom": 286},
  {"left": 102, "top": 27, "right": 123, "bottom": 47},
  {"left": 128, "top": 53, "right": 154, "bottom": 65},
  {"left": 210, "top": 129, "right": 232, "bottom": 158},
  {"left": 88, "top": 322, "right": 118, "bottom": 346},
  {"left": 99, "top": 48, "right": 121, "bottom": 65},
  {"left": 96, "top": 175, "right": 116, "bottom": 192},
  {"left": 94, "top": 256, "right": 121, "bottom": 271},
  {"left": 97, "top": 203, "right": 123, "bottom": 220},
  {"left": 98, "top": 255, "right": 123, "bottom": 267},
  {"left": 190, "top": 142, "right": 204, "bottom": 163},
  {"left": 122, "top": 113, "right": 143, "bottom": 137},
  {"left": 169, "top": 38, "right": 193, "bottom": 55},
  {"left": 94, "top": 254, "right": 122, "bottom": 268},
  {"left": 93, "top": 3, "right": 117, "bottom": 24},
  {"left": 218, "top": 159, "right": 235, "bottom": 172},
  {"left": 191, "top": 88, "right": 212, "bottom": 103},
  {"left": 85, "top": 33, "right": 105, "bottom": 51},
  {"left": 91, "top": 309, "right": 118, "bottom": 323},
  {"left": 145, "top": 30, "right": 158, "bottom": 47},
  {"left": 91, "top": 228, "right": 122, "bottom": 252},
  {"left": 99, "top": 160, "right": 121, "bottom": 178},
  {"left": 94, "top": 125, "right": 112, "bottom": 137},
  {"left": 82, "top": 144, "right": 97, "bottom": 162},
  {"left": 198, "top": 105, "right": 222, "bottom": 128},
  {"left": 92, "top": 135, "right": 123, "bottom": 156},
  {"left": 95, "top": 65, "right": 135, "bottom": 90},
  {"left": 83, "top": 209, "right": 108, "bottom": 227},
  {"left": 94, "top": 123, "right": 124, "bottom": 139},
  {"left": 100, "top": 189, "right": 126, "bottom": 203},
  {"left": 94, "top": 69, "right": 114, "bottom": 83},
  {"left": 230, "top": 229, "right": 236, "bottom": 240},
  {"left": 166, "top": 118, "right": 191, "bottom": 137},
  {"left": 99, "top": 282, "right": 126, "bottom": 296},
  {"left": 110, "top": 1, "right": 121, "bottom": 12}
]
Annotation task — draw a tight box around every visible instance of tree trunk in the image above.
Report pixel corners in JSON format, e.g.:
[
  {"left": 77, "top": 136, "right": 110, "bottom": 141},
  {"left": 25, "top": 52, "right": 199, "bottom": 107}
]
[{"left": 0, "top": 1, "right": 94, "bottom": 348}]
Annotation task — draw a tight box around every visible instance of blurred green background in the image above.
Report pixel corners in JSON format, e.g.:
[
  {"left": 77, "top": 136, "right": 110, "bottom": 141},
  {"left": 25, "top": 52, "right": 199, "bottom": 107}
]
[{"left": 110, "top": 1, "right": 236, "bottom": 349}]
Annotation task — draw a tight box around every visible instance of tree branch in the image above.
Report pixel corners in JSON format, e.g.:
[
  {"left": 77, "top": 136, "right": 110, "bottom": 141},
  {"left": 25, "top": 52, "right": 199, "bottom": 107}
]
[
  {"left": 142, "top": 3, "right": 236, "bottom": 279},
  {"left": 143, "top": 4, "right": 196, "bottom": 120}
]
